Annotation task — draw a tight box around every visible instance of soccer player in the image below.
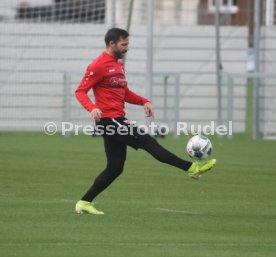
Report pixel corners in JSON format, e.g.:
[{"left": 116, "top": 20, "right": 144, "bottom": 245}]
[{"left": 74, "top": 28, "right": 216, "bottom": 215}]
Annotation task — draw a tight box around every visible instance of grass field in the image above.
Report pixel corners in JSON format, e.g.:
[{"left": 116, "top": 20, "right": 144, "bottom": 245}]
[{"left": 0, "top": 132, "right": 276, "bottom": 257}]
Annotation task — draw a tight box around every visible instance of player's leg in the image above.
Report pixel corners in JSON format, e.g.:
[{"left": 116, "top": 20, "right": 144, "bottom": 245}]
[
  {"left": 102, "top": 118, "right": 191, "bottom": 170},
  {"left": 139, "top": 134, "right": 216, "bottom": 177},
  {"left": 75, "top": 137, "right": 126, "bottom": 214},
  {"left": 105, "top": 119, "right": 215, "bottom": 176},
  {"left": 138, "top": 134, "right": 192, "bottom": 170},
  {"left": 82, "top": 136, "right": 126, "bottom": 201},
  {"left": 103, "top": 120, "right": 192, "bottom": 170}
]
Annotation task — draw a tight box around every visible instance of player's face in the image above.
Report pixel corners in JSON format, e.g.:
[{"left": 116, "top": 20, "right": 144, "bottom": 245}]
[{"left": 112, "top": 37, "right": 129, "bottom": 59}]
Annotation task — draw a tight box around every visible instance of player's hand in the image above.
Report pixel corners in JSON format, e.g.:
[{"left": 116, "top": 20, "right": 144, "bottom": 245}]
[
  {"left": 144, "top": 102, "right": 154, "bottom": 117},
  {"left": 90, "top": 108, "right": 102, "bottom": 121}
]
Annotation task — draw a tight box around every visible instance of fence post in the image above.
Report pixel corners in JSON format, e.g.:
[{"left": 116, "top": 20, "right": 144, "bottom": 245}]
[
  {"left": 253, "top": 0, "right": 261, "bottom": 139},
  {"left": 227, "top": 75, "right": 234, "bottom": 139},
  {"left": 63, "top": 72, "right": 71, "bottom": 136},
  {"left": 163, "top": 75, "right": 168, "bottom": 124},
  {"left": 215, "top": 0, "right": 222, "bottom": 136},
  {"left": 174, "top": 74, "right": 180, "bottom": 138},
  {"left": 146, "top": 0, "right": 154, "bottom": 102},
  {"left": 111, "top": 0, "right": 116, "bottom": 27}
]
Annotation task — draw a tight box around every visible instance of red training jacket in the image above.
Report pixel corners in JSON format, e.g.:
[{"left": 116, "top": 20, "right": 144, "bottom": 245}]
[{"left": 75, "top": 51, "right": 149, "bottom": 118}]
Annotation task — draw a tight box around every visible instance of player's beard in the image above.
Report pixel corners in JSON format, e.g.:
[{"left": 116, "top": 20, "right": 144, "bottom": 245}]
[{"left": 113, "top": 49, "right": 127, "bottom": 59}]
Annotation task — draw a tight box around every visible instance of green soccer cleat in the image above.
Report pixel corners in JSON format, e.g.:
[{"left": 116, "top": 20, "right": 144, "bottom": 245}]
[
  {"left": 187, "top": 159, "right": 217, "bottom": 179},
  {"left": 75, "top": 200, "right": 104, "bottom": 215}
]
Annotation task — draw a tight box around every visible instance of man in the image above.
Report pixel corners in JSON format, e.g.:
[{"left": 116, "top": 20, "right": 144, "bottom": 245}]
[{"left": 75, "top": 28, "right": 216, "bottom": 215}]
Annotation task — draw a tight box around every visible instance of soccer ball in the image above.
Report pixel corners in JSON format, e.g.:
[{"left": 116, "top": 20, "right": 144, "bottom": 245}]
[{"left": 186, "top": 135, "right": 212, "bottom": 160}]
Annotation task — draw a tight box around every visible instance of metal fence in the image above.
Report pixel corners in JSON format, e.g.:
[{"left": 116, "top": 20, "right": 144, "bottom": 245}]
[
  {"left": 220, "top": 72, "right": 276, "bottom": 139},
  {"left": 0, "top": 0, "right": 276, "bottom": 138}
]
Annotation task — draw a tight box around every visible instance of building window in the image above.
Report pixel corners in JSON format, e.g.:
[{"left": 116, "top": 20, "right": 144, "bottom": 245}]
[{"left": 208, "top": 0, "right": 239, "bottom": 14}]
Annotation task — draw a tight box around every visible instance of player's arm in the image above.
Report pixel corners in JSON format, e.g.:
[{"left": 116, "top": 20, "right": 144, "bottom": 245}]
[
  {"left": 75, "top": 64, "right": 103, "bottom": 119},
  {"left": 125, "top": 87, "right": 154, "bottom": 117}
]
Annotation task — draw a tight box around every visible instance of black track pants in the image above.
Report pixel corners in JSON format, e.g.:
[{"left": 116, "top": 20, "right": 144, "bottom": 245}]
[{"left": 81, "top": 117, "right": 192, "bottom": 202}]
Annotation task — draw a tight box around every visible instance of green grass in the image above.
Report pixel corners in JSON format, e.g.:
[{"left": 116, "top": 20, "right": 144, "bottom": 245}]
[{"left": 0, "top": 132, "right": 276, "bottom": 257}]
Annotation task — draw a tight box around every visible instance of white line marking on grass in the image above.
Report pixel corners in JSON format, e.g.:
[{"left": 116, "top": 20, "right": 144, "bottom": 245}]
[
  {"left": 59, "top": 199, "right": 76, "bottom": 203},
  {"left": 155, "top": 208, "right": 199, "bottom": 215},
  {"left": 1, "top": 242, "right": 275, "bottom": 247}
]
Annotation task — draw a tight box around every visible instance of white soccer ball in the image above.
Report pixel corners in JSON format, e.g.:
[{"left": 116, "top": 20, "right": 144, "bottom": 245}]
[{"left": 186, "top": 135, "right": 212, "bottom": 160}]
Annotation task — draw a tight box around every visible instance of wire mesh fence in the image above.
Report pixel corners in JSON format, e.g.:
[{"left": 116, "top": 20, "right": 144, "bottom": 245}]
[
  {"left": 0, "top": 0, "right": 276, "bottom": 138},
  {"left": 220, "top": 72, "right": 276, "bottom": 139},
  {"left": 2, "top": 0, "right": 272, "bottom": 26}
]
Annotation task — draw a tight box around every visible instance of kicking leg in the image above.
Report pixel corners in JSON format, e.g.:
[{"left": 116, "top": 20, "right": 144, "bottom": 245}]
[
  {"left": 140, "top": 135, "right": 192, "bottom": 171},
  {"left": 140, "top": 135, "right": 216, "bottom": 177}
]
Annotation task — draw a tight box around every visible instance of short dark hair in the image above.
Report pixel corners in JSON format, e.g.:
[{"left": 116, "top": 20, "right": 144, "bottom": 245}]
[{"left": 104, "top": 28, "right": 129, "bottom": 46}]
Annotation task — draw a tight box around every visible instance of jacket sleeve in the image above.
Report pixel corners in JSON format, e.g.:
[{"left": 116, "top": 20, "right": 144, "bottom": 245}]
[
  {"left": 125, "top": 86, "right": 150, "bottom": 105},
  {"left": 75, "top": 63, "right": 102, "bottom": 112}
]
